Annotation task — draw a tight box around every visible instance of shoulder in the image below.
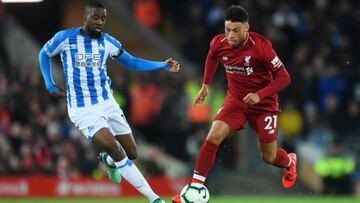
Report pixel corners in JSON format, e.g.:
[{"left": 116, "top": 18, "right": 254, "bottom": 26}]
[
  {"left": 52, "top": 28, "right": 79, "bottom": 41},
  {"left": 249, "top": 32, "right": 272, "bottom": 48},
  {"left": 210, "top": 34, "right": 227, "bottom": 49},
  {"left": 103, "top": 33, "right": 122, "bottom": 48}
]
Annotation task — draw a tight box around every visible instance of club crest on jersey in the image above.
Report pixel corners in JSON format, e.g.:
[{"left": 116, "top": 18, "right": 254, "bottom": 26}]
[
  {"left": 222, "top": 56, "right": 228, "bottom": 61},
  {"left": 244, "top": 56, "right": 253, "bottom": 75},
  {"left": 244, "top": 56, "right": 251, "bottom": 66}
]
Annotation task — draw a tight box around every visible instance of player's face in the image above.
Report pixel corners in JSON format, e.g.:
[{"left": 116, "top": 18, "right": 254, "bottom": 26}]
[
  {"left": 84, "top": 7, "right": 107, "bottom": 34},
  {"left": 224, "top": 21, "right": 249, "bottom": 48}
]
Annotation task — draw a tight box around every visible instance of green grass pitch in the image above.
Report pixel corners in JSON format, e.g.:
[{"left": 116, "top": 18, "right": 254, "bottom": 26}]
[{"left": 0, "top": 196, "right": 358, "bottom": 203}]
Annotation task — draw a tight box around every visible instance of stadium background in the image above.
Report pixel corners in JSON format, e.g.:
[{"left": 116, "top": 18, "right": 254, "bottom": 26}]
[{"left": 0, "top": 0, "right": 359, "bottom": 202}]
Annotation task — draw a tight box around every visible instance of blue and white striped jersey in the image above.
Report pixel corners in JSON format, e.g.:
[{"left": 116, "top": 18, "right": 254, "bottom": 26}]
[{"left": 42, "top": 28, "right": 124, "bottom": 108}]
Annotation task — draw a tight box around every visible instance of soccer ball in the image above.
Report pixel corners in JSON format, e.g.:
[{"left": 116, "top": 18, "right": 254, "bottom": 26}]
[{"left": 180, "top": 183, "right": 210, "bottom": 203}]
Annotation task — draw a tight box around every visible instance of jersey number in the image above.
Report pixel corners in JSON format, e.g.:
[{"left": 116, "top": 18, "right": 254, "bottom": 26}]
[{"left": 264, "top": 115, "right": 277, "bottom": 130}]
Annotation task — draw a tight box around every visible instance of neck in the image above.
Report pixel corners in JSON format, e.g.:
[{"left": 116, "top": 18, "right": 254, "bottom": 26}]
[
  {"left": 81, "top": 26, "right": 101, "bottom": 38},
  {"left": 239, "top": 32, "right": 248, "bottom": 44}
]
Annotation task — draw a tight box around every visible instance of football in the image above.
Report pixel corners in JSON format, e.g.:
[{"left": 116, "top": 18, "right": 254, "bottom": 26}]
[{"left": 180, "top": 183, "right": 210, "bottom": 203}]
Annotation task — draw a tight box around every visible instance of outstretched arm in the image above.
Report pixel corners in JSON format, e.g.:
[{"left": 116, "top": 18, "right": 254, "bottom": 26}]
[{"left": 115, "top": 50, "right": 179, "bottom": 72}]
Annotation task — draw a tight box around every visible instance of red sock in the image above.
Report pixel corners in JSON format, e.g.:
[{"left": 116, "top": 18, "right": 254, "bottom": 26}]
[
  {"left": 272, "top": 148, "right": 290, "bottom": 168},
  {"left": 192, "top": 140, "right": 219, "bottom": 184}
]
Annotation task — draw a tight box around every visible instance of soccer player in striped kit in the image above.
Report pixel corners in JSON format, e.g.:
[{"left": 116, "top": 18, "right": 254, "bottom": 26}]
[{"left": 39, "top": 1, "right": 179, "bottom": 203}]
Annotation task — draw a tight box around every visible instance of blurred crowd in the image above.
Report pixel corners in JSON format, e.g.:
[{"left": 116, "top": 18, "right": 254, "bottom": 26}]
[{"left": 0, "top": 0, "right": 359, "bottom": 194}]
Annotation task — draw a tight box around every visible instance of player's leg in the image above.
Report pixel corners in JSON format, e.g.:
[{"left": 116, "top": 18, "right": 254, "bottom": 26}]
[
  {"left": 103, "top": 100, "right": 164, "bottom": 203},
  {"left": 172, "top": 106, "right": 247, "bottom": 203},
  {"left": 192, "top": 120, "right": 230, "bottom": 184},
  {"left": 191, "top": 104, "right": 247, "bottom": 184},
  {"left": 115, "top": 133, "right": 138, "bottom": 160},
  {"left": 249, "top": 112, "right": 297, "bottom": 188}
]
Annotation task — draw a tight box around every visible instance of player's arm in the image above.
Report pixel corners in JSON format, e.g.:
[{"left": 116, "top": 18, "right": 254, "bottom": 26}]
[
  {"left": 38, "top": 31, "right": 66, "bottom": 97},
  {"left": 256, "top": 67, "right": 291, "bottom": 100},
  {"left": 244, "top": 40, "right": 291, "bottom": 105},
  {"left": 114, "top": 50, "right": 179, "bottom": 72},
  {"left": 194, "top": 49, "right": 219, "bottom": 105},
  {"left": 256, "top": 40, "right": 291, "bottom": 100}
]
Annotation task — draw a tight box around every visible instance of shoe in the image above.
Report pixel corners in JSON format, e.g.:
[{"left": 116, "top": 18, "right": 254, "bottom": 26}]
[
  {"left": 98, "top": 152, "right": 122, "bottom": 184},
  {"left": 282, "top": 153, "right": 297, "bottom": 189},
  {"left": 153, "top": 198, "right": 166, "bottom": 203},
  {"left": 171, "top": 194, "right": 181, "bottom": 203}
]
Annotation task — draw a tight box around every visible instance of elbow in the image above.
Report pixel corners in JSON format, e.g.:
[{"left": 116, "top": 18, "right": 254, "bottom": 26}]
[
  {"left": 285, "top": 74, "right": 291, "bottom": 87},
  {"left": 280, "top": 68, "right": 291, "bottom": 87},
  {"left": 38, "top": 49, "right": 46, "bottom": 61}
]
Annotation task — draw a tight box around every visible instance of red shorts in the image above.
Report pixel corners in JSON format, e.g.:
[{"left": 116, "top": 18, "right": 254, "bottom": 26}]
[{"left": 214, "top": 95, "right": 279, "bottom": 143}]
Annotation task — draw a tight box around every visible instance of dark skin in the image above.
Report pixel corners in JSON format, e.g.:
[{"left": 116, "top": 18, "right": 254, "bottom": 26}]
[{"left": 51, "top": 6, "right": 180, "bottom": 162}]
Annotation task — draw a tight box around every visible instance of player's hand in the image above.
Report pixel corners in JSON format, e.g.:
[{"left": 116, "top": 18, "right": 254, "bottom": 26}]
[
  {"left": 243, "top": 92, "right": 260, "bottom": 105},
  {"left": 49, "top": 84, "right": 66, "bottom": 98},
  {"left": 194, "top": 84, "right": 209, "bottom": 106},
  {"left": 165, "top": 58, "right": 180, "bottom": 72}
]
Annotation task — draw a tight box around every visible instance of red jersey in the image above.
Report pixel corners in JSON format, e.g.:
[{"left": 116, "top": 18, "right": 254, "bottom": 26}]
[{"left": 204, "top": 32, "right": 289, "bottom": 112}]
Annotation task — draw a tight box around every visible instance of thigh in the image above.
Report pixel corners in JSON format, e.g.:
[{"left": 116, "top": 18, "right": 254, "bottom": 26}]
[
  {"left": 115, "top": 133, "right": 137, "bottom": 157},
  {"left": 68, "top": 106, "right": 109, "bottom": 142},
  {"left": 214, "top": 106, "right": 247, "bottom": 133},
  {"left": 105, "top": 99, "right": 132, "bottom": 136},
  {"left": 248, "top": 112, "right": 278, "bottom": 143}
]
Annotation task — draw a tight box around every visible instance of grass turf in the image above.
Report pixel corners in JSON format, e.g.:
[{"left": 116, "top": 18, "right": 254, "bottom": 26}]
[{"left": 0, "top": 196, "right": 358, "bottom": 203}]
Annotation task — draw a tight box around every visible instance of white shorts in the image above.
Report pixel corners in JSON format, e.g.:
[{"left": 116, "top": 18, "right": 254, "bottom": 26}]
[{"left": 67, "top": 97, "right": 132, "bottom": 141}]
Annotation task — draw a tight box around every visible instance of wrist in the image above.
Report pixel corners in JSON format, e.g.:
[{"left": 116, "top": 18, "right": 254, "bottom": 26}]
[
  {"left": 164, "top": 64, "right": 171, "bottom": 71},
  {"left": 202, "top": 84, "right": 209, "bottom": 88},
  {"left": 47, "top": 84, "right": 58, "bottom": 93},
  {"left": 256, "top": 90, "right": 264, "bottom": 100}
]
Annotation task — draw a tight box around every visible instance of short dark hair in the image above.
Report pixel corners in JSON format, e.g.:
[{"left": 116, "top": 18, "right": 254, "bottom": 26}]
[
  {"left": 225, "top": 5, "right": 248, "bottom": 23},
  {"left": 86, "top": 1, "right": 105, "bottom": 9}
]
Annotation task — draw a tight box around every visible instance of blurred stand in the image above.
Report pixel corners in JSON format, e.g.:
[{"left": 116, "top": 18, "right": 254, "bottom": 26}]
[{"left": 0, "top": 0, "right": 359, "bottom": 197}]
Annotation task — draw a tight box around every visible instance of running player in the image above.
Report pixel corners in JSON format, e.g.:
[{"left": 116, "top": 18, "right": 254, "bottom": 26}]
[{"left": 172, "top": 5, "right": 295, "bottom": 203}]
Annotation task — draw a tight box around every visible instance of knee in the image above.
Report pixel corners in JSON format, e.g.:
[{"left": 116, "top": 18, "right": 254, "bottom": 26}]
[
  {"left": 207, "top": 132, "right": 225, "bottom": 145},
  {"left": 106, "top": 142, "right": 121, "bottom": 156},
  {"left": 260, "top": 152, "right": 276, "bottom": 164},
  {"left": 126, "top": 147, "right": 138, "bottom": 160}
]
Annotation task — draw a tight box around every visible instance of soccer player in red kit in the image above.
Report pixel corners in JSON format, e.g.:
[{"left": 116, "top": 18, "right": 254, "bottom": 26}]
[{"left": 172, "top": 5, "right": 296, "bottom": 202}]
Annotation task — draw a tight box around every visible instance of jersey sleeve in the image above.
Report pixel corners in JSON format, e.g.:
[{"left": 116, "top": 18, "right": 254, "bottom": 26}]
[
  {"left": 42, "top": 30, "right": 67, "bottom": 57},
  {"left": 261, "top": 39, "right": 285, "bottom": 73},
  {"left": 208, "top": 35, "right": 221, "bottom": 58},
  {"left": 203, "top": 36, "right": 221, "bottom": 85},
  {"left": 105, "top": 34, "right": 124, "bottom": 58}
]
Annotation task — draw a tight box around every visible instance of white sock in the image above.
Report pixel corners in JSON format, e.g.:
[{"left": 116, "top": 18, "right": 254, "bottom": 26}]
[
  {"left": 106, "top": 154, "right": 115, "bottom": 166},
  {"left": 115, "top": 157, "right": 159, "bottom": 202}
]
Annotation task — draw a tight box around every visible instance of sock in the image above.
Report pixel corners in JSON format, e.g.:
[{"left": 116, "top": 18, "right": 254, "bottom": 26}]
[
  {"left": 106, "top": 154, "right": 115, "bottom": 166},
  {"left": 115, "top": 157, "right": 159, "bottom": 202},
  {"left": 192, "top": 140, "right": 219, "bottom": 184},
  {"left": 272, "top": 148, "right": 291, "bottom": 168}
]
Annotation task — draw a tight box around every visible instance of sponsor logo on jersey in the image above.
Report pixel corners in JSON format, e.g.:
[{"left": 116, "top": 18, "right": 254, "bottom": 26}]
[
  {"left": 223, "top": 55, "right": 253, "bottom": 75},
  {"left": 222, "top": 56, "right": 228, "bottom": 61},
  {"left": 224, "top": 65, "right": 253, "bottom": 75},
  {"left": 75, "top": 53, "right": 101, "bottom": 68}
]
